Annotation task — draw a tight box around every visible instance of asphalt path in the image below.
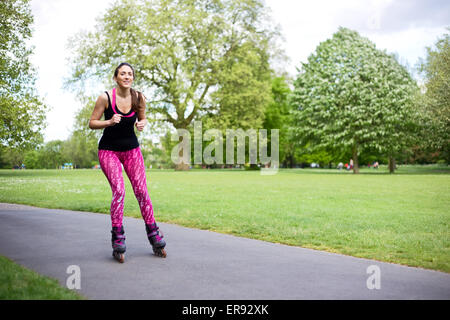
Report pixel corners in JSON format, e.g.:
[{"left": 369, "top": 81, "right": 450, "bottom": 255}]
[{"left": 0, "top": 203, "right": 449, "bottom": 300}]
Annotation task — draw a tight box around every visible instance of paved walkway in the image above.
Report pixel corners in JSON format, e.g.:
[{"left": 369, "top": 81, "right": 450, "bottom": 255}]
[{"left": 0, "top": 203, "right": 449, "bottom": 299}]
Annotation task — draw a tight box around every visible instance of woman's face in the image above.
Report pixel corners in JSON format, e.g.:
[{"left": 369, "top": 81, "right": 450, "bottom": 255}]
[{"left": 115, "top": 65, "right": 134, "bottom": 89}]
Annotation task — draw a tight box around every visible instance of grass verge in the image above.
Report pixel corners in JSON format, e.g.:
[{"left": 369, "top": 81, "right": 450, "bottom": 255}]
[{"left": 0, "top": 255, "right": 84, "bottom": 300}]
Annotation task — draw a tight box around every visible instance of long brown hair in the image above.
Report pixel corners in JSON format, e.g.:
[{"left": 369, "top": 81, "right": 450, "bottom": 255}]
[{"left": 114, "top": 62, "right": 144, "bottom": 114}]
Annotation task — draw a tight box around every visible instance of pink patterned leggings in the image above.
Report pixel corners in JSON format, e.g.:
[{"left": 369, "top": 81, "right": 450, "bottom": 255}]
[{"left": 98, "top": 147, "right": 155, "bottom": 228}]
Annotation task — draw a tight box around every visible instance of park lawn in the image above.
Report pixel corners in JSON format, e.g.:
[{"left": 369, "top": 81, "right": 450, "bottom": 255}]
[
  {"left": 0, "top": 166, "right": 449, "bottom": 273},
  {"left": 0, "top": 255, "right": 84, "bottom": 300}
]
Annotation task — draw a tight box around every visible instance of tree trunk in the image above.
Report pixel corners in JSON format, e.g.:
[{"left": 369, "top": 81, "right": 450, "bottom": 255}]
[
  {"left": 174, "top": 134, "right": 190, "bottom": 171},
  {"left": 352, "top": 144, "right": 359, "bottom": 174},
  {"left": 175, "top": 163, "right": 190, "bottom": 171},
  {"left": 289, "top": 154, "right": 294, "bottom": 168},
  {"left": 388, "top": 156, "right": 396, "bottom": 174}
]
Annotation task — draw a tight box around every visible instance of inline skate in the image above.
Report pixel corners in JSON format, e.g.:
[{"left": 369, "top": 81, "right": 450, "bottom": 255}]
[
  {"left": 146, "top": 223, "right": 167, "bottom": 258},
  {"left": 111, "top": 225, "right": 126, "bottom": 263}
]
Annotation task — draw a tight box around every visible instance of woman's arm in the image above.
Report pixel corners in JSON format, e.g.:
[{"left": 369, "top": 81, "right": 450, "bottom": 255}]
[
  {"left": 89, "top": 93, "right": 121, "bottom": 129},
  {"left": 135, "top": 92, "right": 147, "bottom": 131}
]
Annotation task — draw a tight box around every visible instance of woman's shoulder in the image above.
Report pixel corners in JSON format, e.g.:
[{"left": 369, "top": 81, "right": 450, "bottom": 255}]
[
  {"left": 97, "top": 91, "right": 110, "bottom": 100},
  {"left": 97, "top": 91, "right": 111, "bottom": 108}
]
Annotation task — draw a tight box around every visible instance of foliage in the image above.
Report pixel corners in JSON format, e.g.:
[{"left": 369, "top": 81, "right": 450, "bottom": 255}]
[
  {"left": 0, "top": 0, "right": 47, "bottom": 150},
  {"left": 290, "top": 27, "right": 419, "bottom": 173},
  {"left": 68, "top": 97, "right": 103, "bottom": 168},
  {"left": 417, "top": 29, "right": 450, "bottom": 163},
  {"left": 262, "top": 76, "right": 296, "bottom": 167},
  {"left": 66, "top": 0, "right": 279, "bottom": 132}
]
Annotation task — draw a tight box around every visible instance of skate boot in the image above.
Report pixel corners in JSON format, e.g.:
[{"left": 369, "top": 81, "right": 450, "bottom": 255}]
[
  {"left": 111, "top": 225, "right": 126, "bottom": 263},
  {"left": 146, "top": 223, "right": 167, "bottom": 258}
]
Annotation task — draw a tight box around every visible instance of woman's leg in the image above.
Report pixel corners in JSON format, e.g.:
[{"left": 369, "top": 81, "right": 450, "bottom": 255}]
[
  {"left": 121, "top": 147, "right": 156, "bottom": 225},
  {"left": 98, "top": 149, "right": 126, "bottom": 228}
]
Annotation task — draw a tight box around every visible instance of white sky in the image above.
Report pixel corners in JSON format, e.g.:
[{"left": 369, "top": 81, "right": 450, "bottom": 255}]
[{"left": 29, "top": 0, "right": 449, "bottom": 142}]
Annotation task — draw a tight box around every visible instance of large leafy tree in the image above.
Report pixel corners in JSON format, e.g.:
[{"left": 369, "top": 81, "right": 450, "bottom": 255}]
[
  {"left": 418, "top": 30, "right": 450, "bottom": 163},
  {"left": 66, "top": 0, "right": 279, "bottom": 169},
  {"left": 290, "top": 27, "right": 419, "bottom": 173},
  {"left": 0, "top": 0, "right": 47, "bottom": 151},
  {"left": 262, "top": 76, "right": 296, "bottom": 167}
]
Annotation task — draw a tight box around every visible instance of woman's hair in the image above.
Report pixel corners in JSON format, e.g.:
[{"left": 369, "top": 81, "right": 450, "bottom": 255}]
[{"left": 114, "top": 62, "right": 144, "bottom": 114}]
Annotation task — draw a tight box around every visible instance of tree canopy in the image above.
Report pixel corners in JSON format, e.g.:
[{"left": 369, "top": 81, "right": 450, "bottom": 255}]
[
  {"left": 66, "top": 0, "right": 279, "bottom": 131},
  {"left": 0, "top": 0, "right": 47, "bottom": 150},
  {"left": 290, "top": 27, "right": 419, "bottom": 173},
  {"left": 418, "top": 29, "right": 450, "bottom": 163}
]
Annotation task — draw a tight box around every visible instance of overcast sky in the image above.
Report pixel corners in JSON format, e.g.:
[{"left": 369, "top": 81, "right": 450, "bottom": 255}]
[{"left": 29, "top": 0, "right": 450, "bottom": 142}]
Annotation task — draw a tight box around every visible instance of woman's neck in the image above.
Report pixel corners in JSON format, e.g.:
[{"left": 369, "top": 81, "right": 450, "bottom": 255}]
[{"left": 115, "top": 86, "right": 131, "bottom": 98}]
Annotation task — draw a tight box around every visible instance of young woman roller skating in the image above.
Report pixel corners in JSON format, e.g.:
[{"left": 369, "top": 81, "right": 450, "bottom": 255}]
[{"left": 89, "top": 62, "right": 166, "bottom": 263}]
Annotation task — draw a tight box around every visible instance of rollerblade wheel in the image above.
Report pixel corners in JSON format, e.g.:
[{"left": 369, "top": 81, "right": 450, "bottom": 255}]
[
  {"left": 153, "top": 248, "right": 167, "bottom": 258},
  {"left": 113, "top": 251, "right": 125, "bottom": 263}
]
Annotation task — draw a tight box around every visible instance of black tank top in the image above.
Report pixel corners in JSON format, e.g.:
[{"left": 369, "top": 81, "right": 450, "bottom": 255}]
[{"left": 98, "top": 91, "right": 139, "bottom": 151}]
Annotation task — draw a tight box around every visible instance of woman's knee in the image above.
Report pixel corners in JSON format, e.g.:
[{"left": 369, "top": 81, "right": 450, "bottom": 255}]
[
  {"left": 112, "top": 187, "right": 125, "bottom": 200},
  {"left": 134, "top": 188, "right": 149, "bottom": 201}
]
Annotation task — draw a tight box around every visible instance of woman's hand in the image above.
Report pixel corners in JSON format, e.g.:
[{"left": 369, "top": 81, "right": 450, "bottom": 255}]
[
  {"left": 109, "top": 114, "right": 122, "bottom": 126},
  {"left": 135, "top": 118, "right": 147, "bottom": 131}
]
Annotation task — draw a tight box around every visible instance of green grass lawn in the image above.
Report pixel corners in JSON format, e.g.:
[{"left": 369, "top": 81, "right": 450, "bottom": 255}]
[
  {"left": 0, "top": 255, "right": 84, "bottom": 300},
  {"left": 1, "top": 165, "right": 449, "bottom": 273}
]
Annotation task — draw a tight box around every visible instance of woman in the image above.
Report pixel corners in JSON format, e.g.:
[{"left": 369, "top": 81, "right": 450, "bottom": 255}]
[{"left": 89, "top": 62, "right": 166, "bottom": 262}]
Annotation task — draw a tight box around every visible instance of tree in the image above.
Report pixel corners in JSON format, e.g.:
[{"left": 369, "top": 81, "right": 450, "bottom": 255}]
[
  {"left": 262, "top": 76, "right": 296, "bottom": 167},
  {"left": 61, "top": 132, "right": 97, "bottom": 168},
  {"left": 0, "top": 0, "right": 47, "bottom": 150},
  {"left": 139, "top": 135, "right": 167, "bottom": 168},
  {"left": 23, "top": 149, "right": 40, "bottom": 169},
  {"left": 38, "top": 140, "right": 66, "bottom": 169},
  {"left": 202, "top": 41, "right": 273, "bottom": 131},
  {"left": 417, "top": 29, "right": 450, "bottom": 163},
  {"left": 290, "top": 27, "right": 419, "bottom": 173},
  {"left": 65, "top": 0, "right": 280, "bottom": 170},
  {"left": 71, "top": 96, "right": 103, "bottom": 166},
  {"left": 0, "top": 145, "right": 25, "bottom": 168}
]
